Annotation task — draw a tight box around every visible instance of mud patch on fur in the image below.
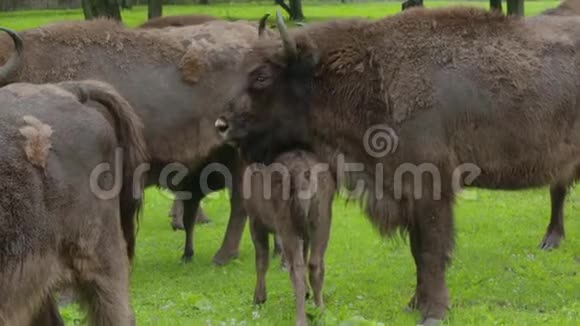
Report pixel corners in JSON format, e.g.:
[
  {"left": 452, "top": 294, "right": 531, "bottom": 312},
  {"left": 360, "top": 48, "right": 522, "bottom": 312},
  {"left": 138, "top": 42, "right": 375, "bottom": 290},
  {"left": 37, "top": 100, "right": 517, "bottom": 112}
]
[{"left": 19, "top": 115, "right": 53, "bottom": 169}]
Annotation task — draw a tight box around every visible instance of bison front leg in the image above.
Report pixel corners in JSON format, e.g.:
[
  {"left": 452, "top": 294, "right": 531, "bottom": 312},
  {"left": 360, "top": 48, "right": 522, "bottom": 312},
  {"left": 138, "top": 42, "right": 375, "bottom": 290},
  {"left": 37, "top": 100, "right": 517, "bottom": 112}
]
[
  {"left": 181, "top": 195, "right": 202, "bottom": 263},
  {"left": 540, "top": 183, "right": 567, "bottom": 250},
  {"left": 213, "top": 170, "right": 248, "bottom": 265},
  {"left": 250, "top": 219, "right": 270, "bottom": 305},
  {"left": 410, "top": 196, "right": 454, "bottom": 325}
]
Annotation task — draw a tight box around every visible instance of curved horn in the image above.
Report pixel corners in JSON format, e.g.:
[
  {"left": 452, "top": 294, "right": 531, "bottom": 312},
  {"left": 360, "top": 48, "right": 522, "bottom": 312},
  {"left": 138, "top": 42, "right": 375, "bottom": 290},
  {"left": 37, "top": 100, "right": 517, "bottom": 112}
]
[
  {"left": 275, "top": 9, "right": 297, "bottom": 57},
  {"left": 0, "top": 27, "right": 23, "bottom": 86},
  {"left": 258, "top": 13, "right": 270, "bottom": 37}
]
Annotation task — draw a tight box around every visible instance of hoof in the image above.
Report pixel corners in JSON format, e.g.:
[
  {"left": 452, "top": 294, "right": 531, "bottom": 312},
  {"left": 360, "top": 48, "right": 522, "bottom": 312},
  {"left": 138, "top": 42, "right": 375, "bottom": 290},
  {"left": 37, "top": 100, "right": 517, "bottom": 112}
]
[
  {"left": 405, "top": 294, "right": 419, "bottom": 312},
  {"left": 253, "top": 295, "right": 267, "bottom": 305},
  {"left": 195, "top": 215, "right": 211, "bottom": 225},
  {"left": 181, "top": 254, "right": 193, "bottom": 263},
  {"left": 418, "top": 318, "right": 441, "bottom": 326},
  {"left": 212, "top": 250, "right": 239, "bottom": 266},
  {"left": 171, "top": 222, "right": 184, "bottom": 231},
  {"left": 539, "top": 231, "right": 563, "bottom": 250}
]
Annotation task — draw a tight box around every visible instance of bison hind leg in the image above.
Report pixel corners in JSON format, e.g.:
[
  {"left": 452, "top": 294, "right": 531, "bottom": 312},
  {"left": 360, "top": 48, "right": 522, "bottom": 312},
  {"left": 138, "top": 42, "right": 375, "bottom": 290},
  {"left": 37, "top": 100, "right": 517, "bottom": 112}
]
[
  {"left": 540, "top": 183, "right": 567, "bottom": 250},
  {"left": 77, "top": 267, "right": 132, "bottom": 326},
  {"left": 75, "top": 234, "right": 133, "bottom": 325}
]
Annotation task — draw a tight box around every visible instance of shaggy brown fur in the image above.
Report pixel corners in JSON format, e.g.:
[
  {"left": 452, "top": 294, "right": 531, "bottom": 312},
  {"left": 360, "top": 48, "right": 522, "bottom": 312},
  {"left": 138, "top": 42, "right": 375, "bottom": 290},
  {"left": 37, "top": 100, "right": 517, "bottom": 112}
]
[
  {"left": 0, "top": 18, "right": 266, "bottom": 265},
  {"left": 541, "top": 0, "right": 580, "bottom": 16},
  {"left": 19, "top": 115, "right": 53, "bottom": 169},
  {"left": 218, "top": 7, "right": 580, "bottom": 324},
  {"left": 243, "top": 150, "right": 335, "bottom": 326},
  {"left": 138, "top": 14, "right": 219, "bottom": 29},
  {"left": 0, "top": 80, "right": 147, "bottom": 325}
]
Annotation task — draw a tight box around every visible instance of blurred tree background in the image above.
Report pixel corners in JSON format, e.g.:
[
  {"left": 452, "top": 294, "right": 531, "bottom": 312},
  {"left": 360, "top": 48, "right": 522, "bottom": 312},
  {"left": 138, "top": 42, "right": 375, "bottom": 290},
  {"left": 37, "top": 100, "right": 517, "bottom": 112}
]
[{"left": 0, "top": 0, "right": 530, "bottom": 22}]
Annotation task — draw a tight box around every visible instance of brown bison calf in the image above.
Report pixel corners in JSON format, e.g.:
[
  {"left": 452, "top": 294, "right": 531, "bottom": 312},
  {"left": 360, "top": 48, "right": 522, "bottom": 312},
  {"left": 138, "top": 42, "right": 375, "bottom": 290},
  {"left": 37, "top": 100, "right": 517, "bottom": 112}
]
[
  {"left": 0, "top": 80, "right": 147, "bottom": 325},
  {"left": 242, "top": 150, "right": 335, "bottom": 326}
]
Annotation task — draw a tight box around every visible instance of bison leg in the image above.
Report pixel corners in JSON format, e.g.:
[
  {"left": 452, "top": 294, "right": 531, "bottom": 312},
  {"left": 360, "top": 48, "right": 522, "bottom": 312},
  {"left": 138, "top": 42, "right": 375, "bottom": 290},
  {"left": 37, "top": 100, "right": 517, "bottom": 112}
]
[
  {"left": 169, "top": 199, "right": 184, "bottom": 230},
  {"left": 410, "top": 197, "right": 454, "bottom": 324},
  {"left": 540, "top": 183, "right": 566, "bottom": 250},
  {"left": 213, "top": 170, "right": 247, "bottom": 265},
  {"left": 281, "top": 235, "right": 308, "bottom": 326},
  {"left": 30, "top": 296, "right": 64, "bottom": 326},
  {"left": 273, "top": 235, "right": 290, "bottom": 271},
  {"left": 181, "top": 195, "right": 202, "bottom": 263},
  {"left": 407, "top": 226, "right": 423, "bottom": 311},
  {"left": 168, "top": 200, "right": 210, "bottom": 231},
  {"left": 302, "top": 238, "right": 311, "bottom": 300},
  {"left": 308, "top": 220, "right": 330, "bottom": 309},
  {"left": 78, "top": 229, "right": 133, "bottom": 325},
  {"left": 250, "top": 219, "right": 270, "bottom": 305},
  {"left": 196, "top": 207, "right": 211, "bottom": 224},
  {"left": 273, "top": 235, "right": 282, "bottom": 257}
]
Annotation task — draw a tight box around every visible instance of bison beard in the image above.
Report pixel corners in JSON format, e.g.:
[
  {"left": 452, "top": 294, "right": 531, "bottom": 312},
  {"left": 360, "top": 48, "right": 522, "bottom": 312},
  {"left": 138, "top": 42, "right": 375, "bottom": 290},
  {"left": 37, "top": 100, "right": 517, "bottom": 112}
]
[{"left": 218, "top": 8, "right": 580, "bottom": 324}]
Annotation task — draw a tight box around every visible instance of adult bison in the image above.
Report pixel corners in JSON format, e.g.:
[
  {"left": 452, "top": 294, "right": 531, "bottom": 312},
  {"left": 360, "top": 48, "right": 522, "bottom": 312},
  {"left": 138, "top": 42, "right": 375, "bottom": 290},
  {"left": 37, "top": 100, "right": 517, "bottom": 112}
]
[
  {"left": 216, "top": 8, "right": 580, "bottom": 324},
  {"left": 139, "top": 13, "right": 222, "bottom": 227},
  {"left": 0, "top": 80, "right": 147, "bottom": 325},
  {"left": 139, "top": 14, "right": 219, "bottom": 29},
  {"left": 0, "top": 18, "right": 266, "bottom": 264}
]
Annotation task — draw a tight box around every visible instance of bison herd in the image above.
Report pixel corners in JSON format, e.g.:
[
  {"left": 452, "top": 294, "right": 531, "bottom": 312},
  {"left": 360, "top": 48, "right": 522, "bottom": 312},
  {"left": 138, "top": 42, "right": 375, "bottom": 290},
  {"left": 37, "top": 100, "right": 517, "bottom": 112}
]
[{"left": 0, "top": 1, "right": 578, "bottom": 325}]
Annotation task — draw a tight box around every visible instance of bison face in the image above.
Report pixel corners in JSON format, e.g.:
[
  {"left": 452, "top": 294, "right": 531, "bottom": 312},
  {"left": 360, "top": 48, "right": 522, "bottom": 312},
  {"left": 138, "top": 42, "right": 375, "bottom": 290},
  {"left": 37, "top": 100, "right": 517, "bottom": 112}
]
[{"left": 216, "top": 11, "right": 318, "bottom": 164}]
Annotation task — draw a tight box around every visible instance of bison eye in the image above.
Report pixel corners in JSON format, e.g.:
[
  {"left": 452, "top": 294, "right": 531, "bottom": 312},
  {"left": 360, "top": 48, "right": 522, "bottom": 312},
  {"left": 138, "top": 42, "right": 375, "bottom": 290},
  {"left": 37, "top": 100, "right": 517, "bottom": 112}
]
[{"left": 249, "top": 67, "right": 272, "bottom": 90}]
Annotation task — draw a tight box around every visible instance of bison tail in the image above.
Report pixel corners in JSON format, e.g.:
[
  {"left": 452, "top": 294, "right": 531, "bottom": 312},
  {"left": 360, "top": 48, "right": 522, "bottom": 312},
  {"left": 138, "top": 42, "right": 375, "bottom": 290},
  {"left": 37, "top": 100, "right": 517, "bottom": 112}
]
[
  {"left": 58, "top": 80, "right": 149, "bottom": 262},
  {"left": 0, "top": 27, "right": 23, "bottom": 86}
]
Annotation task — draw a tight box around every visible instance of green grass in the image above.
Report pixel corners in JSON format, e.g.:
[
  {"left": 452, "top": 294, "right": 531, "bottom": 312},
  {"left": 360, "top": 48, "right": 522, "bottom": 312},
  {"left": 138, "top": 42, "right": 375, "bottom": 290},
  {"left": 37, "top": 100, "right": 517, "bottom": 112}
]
[
  {"left": 3, "top": 1, "right": 579, "bottom": 325},
  {"left": 0, "top": 1, "right": 562, "bottom": 29}
]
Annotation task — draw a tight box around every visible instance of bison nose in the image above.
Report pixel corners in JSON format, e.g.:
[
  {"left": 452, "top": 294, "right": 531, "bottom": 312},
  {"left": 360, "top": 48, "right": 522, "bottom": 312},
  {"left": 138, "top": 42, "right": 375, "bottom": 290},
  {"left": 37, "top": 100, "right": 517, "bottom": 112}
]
[{"left": 215, "top": 118, "right": 229, "bottom": 134}]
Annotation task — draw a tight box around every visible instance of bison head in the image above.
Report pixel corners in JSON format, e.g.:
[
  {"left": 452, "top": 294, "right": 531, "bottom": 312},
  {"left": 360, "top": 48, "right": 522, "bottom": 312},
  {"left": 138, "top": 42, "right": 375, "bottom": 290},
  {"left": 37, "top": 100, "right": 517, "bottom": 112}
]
[{"left": 216, "top": 11, "right": 318, "bottom": 164}]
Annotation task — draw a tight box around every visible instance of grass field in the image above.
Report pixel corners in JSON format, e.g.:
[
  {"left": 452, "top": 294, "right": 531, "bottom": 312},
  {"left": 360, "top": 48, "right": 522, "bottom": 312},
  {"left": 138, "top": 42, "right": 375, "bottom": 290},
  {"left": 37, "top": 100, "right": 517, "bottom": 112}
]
[
  {"left": 2, "top": 1, "right": 579, "bottom": 325},
  {"left": 0, "top": 1, "right": 564, "bottom": 29}
]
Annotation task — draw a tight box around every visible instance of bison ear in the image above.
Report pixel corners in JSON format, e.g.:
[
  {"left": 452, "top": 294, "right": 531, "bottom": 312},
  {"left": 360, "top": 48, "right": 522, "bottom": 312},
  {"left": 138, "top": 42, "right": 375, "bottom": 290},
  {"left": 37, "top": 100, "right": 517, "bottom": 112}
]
[{"left": 294, "top": 33, "right": 319, "bottom": 69}]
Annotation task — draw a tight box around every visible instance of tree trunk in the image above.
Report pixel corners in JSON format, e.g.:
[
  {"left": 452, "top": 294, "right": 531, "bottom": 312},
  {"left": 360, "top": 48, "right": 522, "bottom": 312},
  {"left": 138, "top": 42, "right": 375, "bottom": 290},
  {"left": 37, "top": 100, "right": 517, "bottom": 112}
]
[
  {"left": 81, "top": 0, "right": 122, "bottom": 21},
  {"left": 148, "top": 0, "right": 162, "bottom": 19},
  {"left": 506, "top": 0, "right": 524, "bottom": 16},
  {"left": 289, "top": 0, "right": 304, "bottom": 21},
  {"left": 275, "top": 0, "right": 293, "bottom": 18},
  {"left": 199, "top": 0, "right": 209, "bottom": 4},
  {"left": 120, "top": 0, "right": 132, "bottom": 9},
  {"left": 275, "top": 0, "right": 304, "bottom": 21},
  {"left": 490, "top": 0, "right": 502, "bottom": 12}
]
